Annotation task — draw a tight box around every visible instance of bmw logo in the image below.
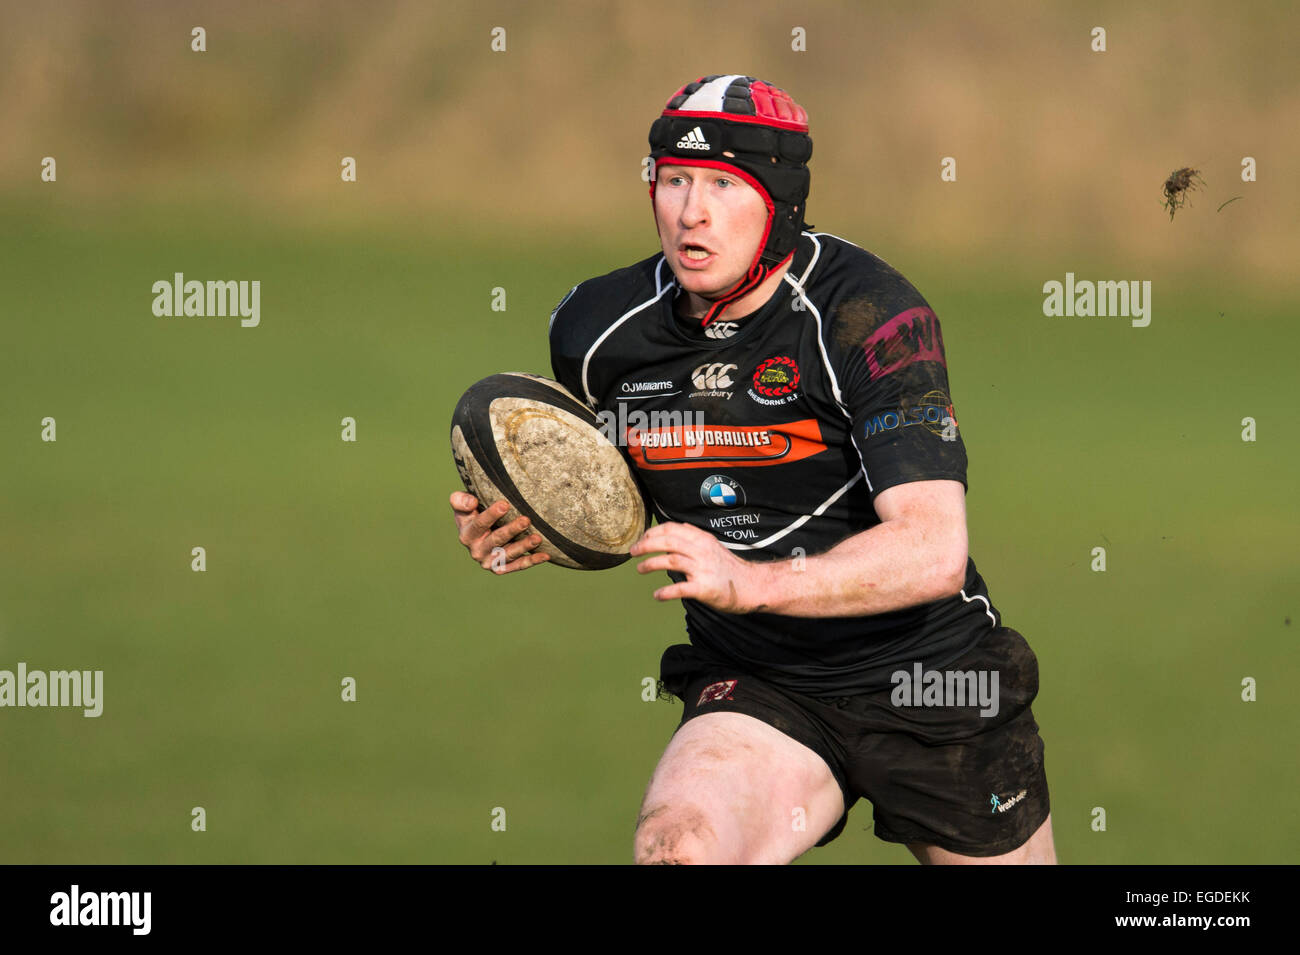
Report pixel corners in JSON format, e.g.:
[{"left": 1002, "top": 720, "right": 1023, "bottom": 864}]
[{"left": 699, "top": 474, "right": 745, "bottom": 507}]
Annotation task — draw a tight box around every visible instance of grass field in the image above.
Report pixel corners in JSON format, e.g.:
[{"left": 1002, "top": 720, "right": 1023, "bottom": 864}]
[{"left": 1, "top": 201, "right": 1296, "bottom": 864}]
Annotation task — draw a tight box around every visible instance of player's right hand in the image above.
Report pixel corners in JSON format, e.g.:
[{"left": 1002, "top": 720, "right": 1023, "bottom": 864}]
[{"left": 449, "top": 492, "right": 551, "bottom": 574}]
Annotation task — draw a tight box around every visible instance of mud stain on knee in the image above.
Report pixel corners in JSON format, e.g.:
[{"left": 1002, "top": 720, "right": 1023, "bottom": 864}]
[
  {"left": 635, "top": 804, "right": 668, "bottom": 830},
  {"left": 636, "top": 806, "right": 718, "bottom": 863}
]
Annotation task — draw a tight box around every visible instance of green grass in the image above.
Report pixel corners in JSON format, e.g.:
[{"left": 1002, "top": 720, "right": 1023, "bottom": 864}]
[{"left": 1, "top": 204, "right": 1295, "bottom": 863}]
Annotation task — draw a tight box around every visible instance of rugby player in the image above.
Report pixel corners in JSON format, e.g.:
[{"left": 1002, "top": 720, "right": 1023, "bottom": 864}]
[{"left": 451, "top": 74, "right": 1055, "bottom": 865}]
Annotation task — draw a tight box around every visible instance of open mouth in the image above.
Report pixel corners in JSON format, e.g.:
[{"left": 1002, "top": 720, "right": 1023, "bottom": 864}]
[{"left": 681, "top": 244, "right": 713, "bottom": 261}]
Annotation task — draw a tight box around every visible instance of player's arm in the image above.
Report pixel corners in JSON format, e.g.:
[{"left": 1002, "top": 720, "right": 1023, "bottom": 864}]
[
  {"left": 631, "top": 479, "right": 967, "bottom": 615},
  {"left": 636, "top": 274, "right": 971, "bottom": 614}
]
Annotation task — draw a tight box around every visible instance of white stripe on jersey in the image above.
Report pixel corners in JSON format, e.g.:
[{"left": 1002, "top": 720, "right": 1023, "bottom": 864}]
[
  {"left": 961, "top": 589, "right": 998, "bottom": 627},
  {"left": 673, "top": 74, "right": 746, "bottom": 112},
  {"left": 807, "top": 230, "right": 862, "bottom": 246},
  {"left": 810, "top": 231, "right": 912, "bottom": 287},
  {"left": 784, "top": 235, "right": 842, "bottom": 409},
  {"left": 583, "top": 234, "right": 881, "bottom": 549},
  {"left": 654, "top": 255, "right": 672, "bottom": 296},
  {"left": 794, "top": 229, "right": 823, "bottom": 286},
  {"left": 580, "top": 260, "right": 675, "bottom": 406},
  {"left": 720, "top": 470, "right": 863, "bottom": 551},
  {"left": 785, "top": 232, "right": 876, "bottom": 494},
  {"left": 548, "top": 284, "right": 578, "bottom": 334}
]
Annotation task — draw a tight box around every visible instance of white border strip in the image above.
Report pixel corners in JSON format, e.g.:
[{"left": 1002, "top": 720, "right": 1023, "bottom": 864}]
[
  {"left": 721, "top": 470, "right": 863, "bottom": 551},
  {"left": 580, "top": 258, "right": 674, "bottom": 406}
]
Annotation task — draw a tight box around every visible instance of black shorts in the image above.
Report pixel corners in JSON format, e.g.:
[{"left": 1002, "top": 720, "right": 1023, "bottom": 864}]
[{"left": 658, "top": 625, "right": 1050, "bottom": 856}]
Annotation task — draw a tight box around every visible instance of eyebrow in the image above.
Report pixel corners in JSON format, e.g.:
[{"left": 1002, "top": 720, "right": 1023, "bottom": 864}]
[{"left": 660, "top": 166, "right": 733, "bottom": 178}]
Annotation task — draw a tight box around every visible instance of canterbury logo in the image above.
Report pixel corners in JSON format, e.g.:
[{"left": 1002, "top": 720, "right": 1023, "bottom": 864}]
[
  {"left": 675, "top": 126, "right": 711, "bottom": 150},
  {"left": 704, "top": 321, "right": 739, "bottom": 339},
  {"left": 692, "top": 362, "right": 736, "bottom": 390}
]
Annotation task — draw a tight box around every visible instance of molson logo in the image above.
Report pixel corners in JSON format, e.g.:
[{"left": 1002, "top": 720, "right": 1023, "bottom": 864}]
[{"left": 864, "top": 391, "right": 957, "bottom": 440}]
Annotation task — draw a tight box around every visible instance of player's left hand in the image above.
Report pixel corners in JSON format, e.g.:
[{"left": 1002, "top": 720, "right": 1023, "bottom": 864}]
[{"left": 631, "top": 522, "right": 760, "bottom": 613}]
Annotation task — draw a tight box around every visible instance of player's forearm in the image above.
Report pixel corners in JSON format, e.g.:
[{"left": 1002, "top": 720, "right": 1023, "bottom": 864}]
[{"left": 741, "top": 518, "right": 966, "bottom": 618}]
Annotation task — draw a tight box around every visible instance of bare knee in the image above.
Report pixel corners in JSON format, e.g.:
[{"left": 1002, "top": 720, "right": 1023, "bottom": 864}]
[
  {"left": 633, "top": 805, "right": 726, "bottom": 865},
  {"left": 909, "top": 813, "right": 1057, "bottom": 865}
]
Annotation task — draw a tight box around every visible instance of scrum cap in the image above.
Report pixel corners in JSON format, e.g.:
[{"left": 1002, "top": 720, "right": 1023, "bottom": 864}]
[{"left": 648, "top": 74, "right": 813, "bottom": 326}]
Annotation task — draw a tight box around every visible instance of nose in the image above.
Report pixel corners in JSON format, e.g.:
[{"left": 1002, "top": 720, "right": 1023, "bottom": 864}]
[{"left": 680, "top": 179, "right": 709, "bottom": 229}]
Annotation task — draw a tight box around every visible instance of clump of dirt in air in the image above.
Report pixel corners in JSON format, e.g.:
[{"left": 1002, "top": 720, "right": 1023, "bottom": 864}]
[{"left": 1162, "top": 167, "right": 1205, "bottom": 220}]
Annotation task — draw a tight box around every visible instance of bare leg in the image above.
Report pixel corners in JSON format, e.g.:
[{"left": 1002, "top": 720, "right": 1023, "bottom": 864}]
[
  {"left": 908, "top": 814, "right": 1057, "bottom": 865},
  {"left": 634, "top": 712, "right": 845, "bottom": 865}
]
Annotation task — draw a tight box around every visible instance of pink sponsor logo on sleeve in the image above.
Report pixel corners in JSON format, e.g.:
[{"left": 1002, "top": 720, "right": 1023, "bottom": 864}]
[{"left": 863, "top": 306, "right": 947, "bottom": 381}]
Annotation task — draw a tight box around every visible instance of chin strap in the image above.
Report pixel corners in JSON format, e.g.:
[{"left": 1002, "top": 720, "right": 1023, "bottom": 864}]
[
  {"left": 699, "top": 261, "right": 769, "bottom": 327},
  {"left": 697, "top": 248, "right": 796, "bottom": 327}
]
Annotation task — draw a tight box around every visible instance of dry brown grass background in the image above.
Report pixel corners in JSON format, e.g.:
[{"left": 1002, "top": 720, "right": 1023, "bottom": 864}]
[{"left": 2, "top": 0, "right": 1295, "bottom": 277}]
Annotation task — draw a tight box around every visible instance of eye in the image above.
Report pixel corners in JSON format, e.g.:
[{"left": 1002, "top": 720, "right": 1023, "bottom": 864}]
[{"left": 715, "top": 177, "right": 733, "bottom": 188}]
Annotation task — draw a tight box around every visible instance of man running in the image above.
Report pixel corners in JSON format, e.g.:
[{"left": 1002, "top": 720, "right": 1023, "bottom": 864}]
[{"left": 451, "top": 74, "right": 1055, "bottom": 864}]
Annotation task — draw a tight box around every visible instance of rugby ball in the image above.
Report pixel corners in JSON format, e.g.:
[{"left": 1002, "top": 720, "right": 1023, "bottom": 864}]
[{"left": 450, "top": 373, "right": 650, "bottom": 570}]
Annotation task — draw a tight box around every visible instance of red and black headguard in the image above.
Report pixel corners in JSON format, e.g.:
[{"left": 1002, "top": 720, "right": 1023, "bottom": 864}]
[{"left": 648, "top": 74, "right": 813, "bottom": 327}]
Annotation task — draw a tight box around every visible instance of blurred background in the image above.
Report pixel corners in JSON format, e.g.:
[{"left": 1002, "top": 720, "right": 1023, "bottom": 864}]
[{"left": 0, "top": 0, "right": 1295, "bottom": 864}]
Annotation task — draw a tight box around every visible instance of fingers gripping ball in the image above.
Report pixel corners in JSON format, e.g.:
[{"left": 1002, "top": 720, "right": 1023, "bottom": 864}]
[{"left": 450, "top": 373, "right": 651, "bottom": 570}]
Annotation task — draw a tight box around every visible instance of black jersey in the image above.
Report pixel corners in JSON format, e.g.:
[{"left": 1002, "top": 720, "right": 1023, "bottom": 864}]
[{"left": 548, "top": 231, "right": 1001, "bottom": 696}]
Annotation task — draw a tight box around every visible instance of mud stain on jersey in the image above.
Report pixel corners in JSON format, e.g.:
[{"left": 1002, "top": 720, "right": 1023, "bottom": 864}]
[{"left": 831, "top": 295, "right": 890, "bottom": 351}]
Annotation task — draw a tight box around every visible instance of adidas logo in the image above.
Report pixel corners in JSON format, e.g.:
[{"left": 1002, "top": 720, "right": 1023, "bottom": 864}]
[{"left": 675, "top": 126, "right": 711, "bottom": 151}]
